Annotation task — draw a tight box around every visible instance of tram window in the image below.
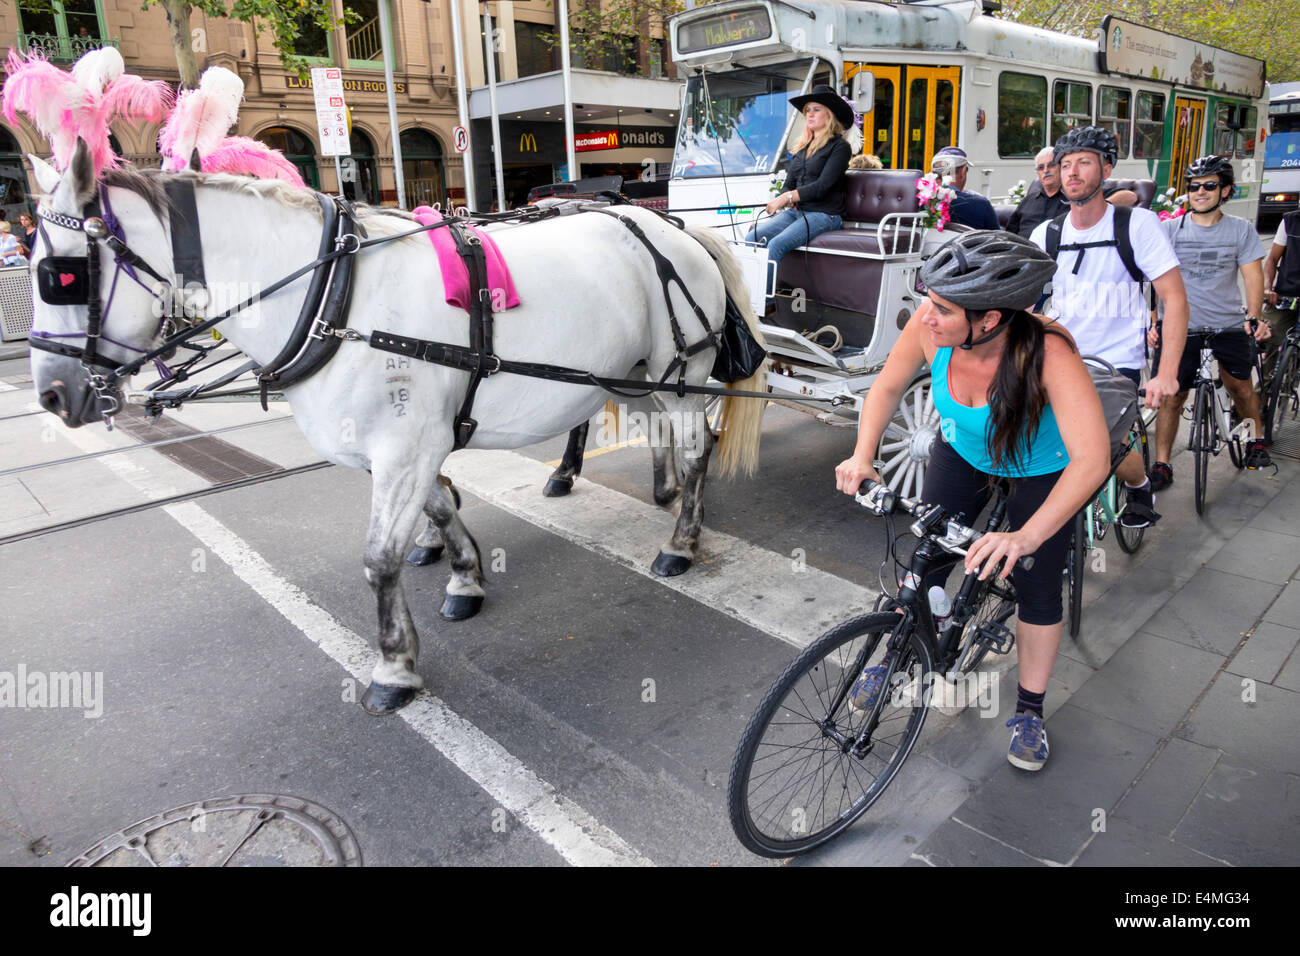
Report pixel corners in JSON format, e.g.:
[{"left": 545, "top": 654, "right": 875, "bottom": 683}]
[
  {"left": 998, "top": 72, "right": 1046, "bottom": 158},
  {"left": 906, "top": 77, "right": 927, "bottom": 171},
  {"left": 1213, "top": 103, "right": 1236, "bottom": 155},
  {"left": 1052, "top": 81, "right": 1092, "bottom": 141},
  {"left": 1134, "top": 91, "right": 1165, "bottom": 159},
  {"left": 935, "top": 80, "right": 955, "bottom": 153},
  {"left": 1097, "top": 86, "right": 1132, "bottom": 159},
  {"left": 872, "top": 78, "right": 895, "bottom": 167},
  {"left": 1238, "top": 106, "right": 1257, "bottom": 157}
]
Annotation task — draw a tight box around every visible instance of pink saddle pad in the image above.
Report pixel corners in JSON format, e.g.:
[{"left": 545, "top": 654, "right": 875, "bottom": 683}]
[{"left": 412, "top": 206, "right": 520, "bottom": 312}]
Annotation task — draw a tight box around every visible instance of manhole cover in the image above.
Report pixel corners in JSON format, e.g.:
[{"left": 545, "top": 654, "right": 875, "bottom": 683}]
[{"left": 67, "top": 794, "right": 362, "bottom": 867}]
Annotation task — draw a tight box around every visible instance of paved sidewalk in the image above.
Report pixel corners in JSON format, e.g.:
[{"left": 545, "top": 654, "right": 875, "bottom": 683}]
[{"left": 863, "top": 454, "right": 1300, "bottom": 867}]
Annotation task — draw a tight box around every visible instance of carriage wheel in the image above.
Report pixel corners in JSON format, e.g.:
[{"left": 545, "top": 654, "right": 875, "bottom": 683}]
[{"left": 875, "top": 375, "right": 940, "bottom": 500}]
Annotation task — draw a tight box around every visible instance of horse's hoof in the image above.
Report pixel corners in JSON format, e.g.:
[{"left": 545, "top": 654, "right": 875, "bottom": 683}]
[
  {"left": 651, "top": 552, "right": 692, "bottom": 577},
  {"left": 360, "top": 682, "right": 418, "bottom": 715},
  {"left": 406, "top": 544, "right": 444, "bottom": 566},
  {"left": 440, "top": 593, "right": 484, "bottom": 620},
  {"left": 543, "top": 477, "right": 574, "bottom": 497}
]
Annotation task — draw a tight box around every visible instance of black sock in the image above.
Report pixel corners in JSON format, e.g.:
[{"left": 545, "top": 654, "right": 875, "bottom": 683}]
[{"left": 1016, "top": 685, "right": 1045, "bottom": 718}]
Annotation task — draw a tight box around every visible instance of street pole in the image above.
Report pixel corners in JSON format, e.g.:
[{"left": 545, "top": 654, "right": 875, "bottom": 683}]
[
  {"left": 558, "top": 0, "right": 576, "bottom": 182},
  {"left": 448, "top": 0, "right": 476, "bottom": 211},
  {"left": 334, "top": 156, "right": 344, "bottom": 198},
  {"left": 482, "top": 2, "right": 507, "bottom": 212},
  {"left": 377, "top": 0, "right": 406, "bottom": 209}
]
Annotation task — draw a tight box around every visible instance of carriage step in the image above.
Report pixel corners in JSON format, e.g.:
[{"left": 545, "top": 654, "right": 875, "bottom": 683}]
[{"left": 974, "top": 621, "right": 1014, "bottom": 655}]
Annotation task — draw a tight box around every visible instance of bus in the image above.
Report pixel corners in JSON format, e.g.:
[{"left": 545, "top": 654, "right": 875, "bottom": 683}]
[
  {"left": 1261, "top": 81, "right": 1300, "bottom": 232},
  {"left": 666, "top": 0, "right": 1268, "bottom": 235}
]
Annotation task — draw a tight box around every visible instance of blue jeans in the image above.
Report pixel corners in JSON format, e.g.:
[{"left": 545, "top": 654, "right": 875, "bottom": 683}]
[{"left": 744, "top": 208, "right": 842, "bottom": 274}]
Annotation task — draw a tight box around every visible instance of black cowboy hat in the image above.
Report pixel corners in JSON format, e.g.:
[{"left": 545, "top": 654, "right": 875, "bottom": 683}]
[{"left": 788, "top": 84, "right": 855, "bottom": 129}]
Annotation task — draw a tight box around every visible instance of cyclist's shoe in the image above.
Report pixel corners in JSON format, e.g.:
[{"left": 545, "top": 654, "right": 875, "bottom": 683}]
[
  {"left": 1147, "top": 461, "right": 1174, "bottom": 492},
  {"left": 1120, "top": 483, "right": 1161, "bottom": 528},
  {"left": 1244, "top": 439, "right": 1272, "bottom": 470},
  {"left": 847, "top": 665, "right": 888, "bottom": 715},
  {"left": 1006, "top": 712, "right": 1049, "bottom": 771}
]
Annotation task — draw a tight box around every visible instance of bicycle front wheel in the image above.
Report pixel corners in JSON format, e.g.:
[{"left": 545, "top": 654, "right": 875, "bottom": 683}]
[
  {"left": 1266, "top": 343, "right": 1299, "bottom": 444},
  {"left": 728, "top": 612, "right": 933, "bottom": 858},
  {"left": 1192, "top": 385, "right": 1212, "bottom": 516}
]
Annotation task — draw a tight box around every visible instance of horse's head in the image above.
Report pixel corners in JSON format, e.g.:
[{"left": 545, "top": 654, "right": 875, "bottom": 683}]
[{"left": 30, "top": 138, "right": 172, "bottom": 427}]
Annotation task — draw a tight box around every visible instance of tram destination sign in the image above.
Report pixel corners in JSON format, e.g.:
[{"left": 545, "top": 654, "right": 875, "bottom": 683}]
[
  {"left": 677, "top": 6, "right": 772, "bottom": 54},
  {"left": 1099, "top": 16, "right": 1265, "bottom": 100}
]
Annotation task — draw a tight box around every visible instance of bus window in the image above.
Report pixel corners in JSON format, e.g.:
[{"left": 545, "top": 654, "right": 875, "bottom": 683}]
[
  {"left": 1134, "top": 91, "right": 1165, "bottom": 159},
  {"left": 998, "top": 72, "right": 1046, "bottom": 158},
  {"left": 1052, "top": 80, "right": 1092, "bottom": 141},
  {"left": 935, "top": 79, "right": 955, "bottom": 153},
  {"left": 1097, "top": 86, "right": 1132, "bottom": 159}
]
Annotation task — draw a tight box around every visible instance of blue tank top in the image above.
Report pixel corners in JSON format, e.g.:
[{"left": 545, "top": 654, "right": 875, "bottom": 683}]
[{"left": 930, "top": 347, "right": 1069, "bottom": 477}]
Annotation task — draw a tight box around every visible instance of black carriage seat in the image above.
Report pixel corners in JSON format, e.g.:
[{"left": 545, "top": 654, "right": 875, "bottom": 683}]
[
  {"left": 771, "top": 168, "right": 923, "bottom": 350},
  {"left": 1103, "top": 177, "right": 1157, "bottom": 208}
]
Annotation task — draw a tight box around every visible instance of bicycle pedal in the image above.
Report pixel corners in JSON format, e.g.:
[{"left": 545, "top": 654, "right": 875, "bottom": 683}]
[{"left": 975, "top": 621, "right": 1015, "bottom": 655}]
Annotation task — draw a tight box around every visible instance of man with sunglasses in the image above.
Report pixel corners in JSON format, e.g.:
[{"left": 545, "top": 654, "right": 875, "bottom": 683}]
[{"left": 1148, "top": 155, "right": 1271, "bottom": 484}]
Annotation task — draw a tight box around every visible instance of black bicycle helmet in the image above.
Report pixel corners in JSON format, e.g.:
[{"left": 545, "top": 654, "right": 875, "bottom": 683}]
[
  {"left": 920, "top": 230, "right": 1057, "bottom": 311},
  {"left": 1052, "top": 125, "right": 1119, "bottom": 167},
  {"left": 1184, "top": 154, "right": 1235, "bottom": 186}
]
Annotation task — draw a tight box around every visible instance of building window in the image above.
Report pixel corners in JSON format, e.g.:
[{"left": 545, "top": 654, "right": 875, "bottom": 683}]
[
  {"left": 344, "top": 0, "right": 383, "bottom": 67},
  {"left": 599, "top": 36, "right": 639, "bottom": 75},
  {"left": 294, "top": 11, "right": 333, "bottom": 61},
  {"left": 257, "top": 126, "right": 320, "bottom": 190},
  {"left": 649, "top": 39, "right": 664, "bottom": 79},
  {"left": 1097, "top": 86, "right": 1132, "bottom": 160},
  {"left": 1134, "top": 91, "right": 1165, "bottom": 159},
  {"left": 16, "top": 0, "right": 112, "bottom": 61},
  {"left": 998, "top": 72, "right": 1046, "bottom": 158},
  {"left": 515, "top": 21, "right": 557, "bottom": 78},
  {"left": 340, "top": 129, "right": 379, "bottom": 205},
  {"left": 1, "top": 125, "right": 33, "bottom": 222},
  {"left": 1052, "top": 80, "right": 1092, "bottom": 142},
  {"left": 401, "top": 129, "right": 446, "bottom": 209}
]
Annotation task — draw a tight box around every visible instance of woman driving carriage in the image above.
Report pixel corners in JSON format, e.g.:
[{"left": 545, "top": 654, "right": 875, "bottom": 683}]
[
  {"left": 744, "top": 85, "right": 852, "bottom": 289},
  {"left": 834, "top": 231, "right": 1112, "bottom": 771}
]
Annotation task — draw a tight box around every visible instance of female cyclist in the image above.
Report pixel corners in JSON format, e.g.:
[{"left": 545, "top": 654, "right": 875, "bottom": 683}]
[{"left": 835, "top": 231, "right": 1112, "bottom": 770}]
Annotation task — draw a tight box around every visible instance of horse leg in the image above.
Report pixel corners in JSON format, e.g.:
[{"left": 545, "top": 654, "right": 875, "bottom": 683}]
[
  {"left": 649, "top": 410, "right": 683, "bottom": 507},
  {"left": 544, "top": 423, "right": 589, "bottom": 497},
  {"left": 360, "top": 463, "right": 439, "bottom": 716},
  {"left": 651, "top": 402, "right": 714, "bottom": 577},
  {"left": 422, "top": 476, "right": 486, "bottom": 621},
  {"left": 406, "top": 474, "right": 462, "bottom": 565}
]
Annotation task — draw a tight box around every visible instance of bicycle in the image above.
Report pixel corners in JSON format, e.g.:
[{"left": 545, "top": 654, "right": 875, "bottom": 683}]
[
  {"left": 1184, "top": 327, "right": 1265, "bottom": 516},
  {"left": 727, "top": 479, "right": 1020, "bottom": 858},
  {"left": 1264, "top": 296, "right": 1300, "bottom": 446}
]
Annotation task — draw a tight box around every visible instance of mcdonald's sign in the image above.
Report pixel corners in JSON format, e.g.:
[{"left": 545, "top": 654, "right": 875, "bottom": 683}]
[
  {"left": 519, "top": 132, "right": 538, "bottom": 152},
  {"left": 574, "top": 130, "right": 620, "bottom": 152}
]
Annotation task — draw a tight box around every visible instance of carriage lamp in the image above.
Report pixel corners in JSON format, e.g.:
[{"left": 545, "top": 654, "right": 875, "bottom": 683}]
[{"left": 83, "top": 217, "right": 110, "bottom": 239}]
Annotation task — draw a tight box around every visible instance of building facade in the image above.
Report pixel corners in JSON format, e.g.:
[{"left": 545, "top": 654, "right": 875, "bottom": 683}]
[{"left": 1, "top": 0, "right": 683, "bottom": 218}]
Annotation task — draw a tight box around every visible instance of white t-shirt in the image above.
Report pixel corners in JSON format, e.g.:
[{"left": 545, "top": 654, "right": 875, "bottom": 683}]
[
  {"left": 1276, "top": 220, "right": 1288, "bottom": 247},
  {"left": 1030, "top": 205, "right": 1179, "bottom": 370}
]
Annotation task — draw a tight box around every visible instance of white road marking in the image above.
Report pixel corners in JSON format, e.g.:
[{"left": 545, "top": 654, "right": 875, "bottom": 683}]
[
  {"left": 443, "top": 449, "right": 878, "bottom": 650},
  {"left": 55, "top": 423, "right": 654, "bottom": 867}
]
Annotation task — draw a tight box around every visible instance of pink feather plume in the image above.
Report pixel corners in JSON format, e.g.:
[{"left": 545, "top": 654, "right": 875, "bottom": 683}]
[
  {"left": 201, "top": 137, "right": 307, "bottom": 188},
  {"left": 2, "top": 51, "right": 85, "bottom": 168}
]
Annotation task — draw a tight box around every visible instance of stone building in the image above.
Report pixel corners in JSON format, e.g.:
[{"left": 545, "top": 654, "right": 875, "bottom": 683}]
[{"left": 1, "top": 0, "right": 682, "bottom": 218}]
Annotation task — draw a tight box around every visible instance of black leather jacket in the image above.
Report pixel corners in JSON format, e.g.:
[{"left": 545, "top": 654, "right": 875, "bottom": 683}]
[{"left": 785, "top": 136, "right": 850, "bottom": 217}]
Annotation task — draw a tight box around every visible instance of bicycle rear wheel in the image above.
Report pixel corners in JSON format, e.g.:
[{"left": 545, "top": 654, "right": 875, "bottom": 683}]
[
  {"left": 1266, "top": 343, "right": 1299, "bottom": 445},
  {"left": 1192, "top": 385, "right": 1212, "bottom": 516},
  {"left": 1067, "top": 510, "right": 1086, "bottom": 638},
  {"left": 728, "top": 612, "right": 932, "bottom": 858}
]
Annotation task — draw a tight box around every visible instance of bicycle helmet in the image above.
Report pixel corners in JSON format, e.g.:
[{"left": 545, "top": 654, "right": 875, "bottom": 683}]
[
  {"left": 920, "top": 230, "right": 1058, "bottom": 312},
  {"left": 1184, "top": 154, "right": 1235, "bottom": 186},
  {"left": 1052, "top": 125, "right": 1119, "bottom": 167}
]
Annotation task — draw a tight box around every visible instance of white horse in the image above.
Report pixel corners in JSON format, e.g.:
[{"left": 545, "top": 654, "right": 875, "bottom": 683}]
[{"left": 28, "top": 140, "right": 766, "bottom": 715}]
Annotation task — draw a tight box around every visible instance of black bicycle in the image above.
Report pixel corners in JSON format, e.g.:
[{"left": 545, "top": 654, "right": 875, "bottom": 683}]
[
  {"left": 1265, "top": 298, "right": 1300, "bottom": 446},
  {"left": 1184, "top": 327, "right": 1265, "bottom": 515},
  {"left": 727, "top": 480, "right": 1019, "bottom": 858}
]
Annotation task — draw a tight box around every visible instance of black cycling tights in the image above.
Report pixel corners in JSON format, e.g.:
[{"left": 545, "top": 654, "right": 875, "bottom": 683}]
[{"left": 919, "top": 438, "right": 1073, "bottom": 627}]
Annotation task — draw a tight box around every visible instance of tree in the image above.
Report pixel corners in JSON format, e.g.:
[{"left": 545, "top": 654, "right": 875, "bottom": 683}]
[{"left": 139, "top": 0, "right": 354, "bottom": 89}]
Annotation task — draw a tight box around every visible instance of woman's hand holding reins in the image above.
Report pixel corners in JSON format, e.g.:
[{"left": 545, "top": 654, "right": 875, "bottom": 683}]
[
  {"left": 835, "top": 455, "right": 880, "bottom": 495},
  {"left": 964, "top": 528, "right": 1043, "bottom": 581}
]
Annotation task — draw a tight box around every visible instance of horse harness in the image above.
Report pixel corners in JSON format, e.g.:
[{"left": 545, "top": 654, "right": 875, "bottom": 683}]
[{"left": 30, "top": 176, "right": 838, "bottom": 433}]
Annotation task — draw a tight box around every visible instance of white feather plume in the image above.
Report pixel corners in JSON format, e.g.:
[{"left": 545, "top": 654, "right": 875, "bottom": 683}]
[
  {"left": 158, "top": 66, "right": 245, "bottom": 170},
  {"left": 71, "top": 47, "right": 125, "bottom": 96}
]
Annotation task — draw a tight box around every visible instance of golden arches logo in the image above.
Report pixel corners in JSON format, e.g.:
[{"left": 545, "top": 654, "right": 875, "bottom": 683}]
[{"left": 520, "top": 132, "right": 538, "bottom": 152}]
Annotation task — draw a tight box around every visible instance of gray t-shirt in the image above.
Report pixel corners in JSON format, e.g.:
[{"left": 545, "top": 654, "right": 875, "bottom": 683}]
[{"left": 1161, "top": 213, "right": 1264, "bottom": 329}]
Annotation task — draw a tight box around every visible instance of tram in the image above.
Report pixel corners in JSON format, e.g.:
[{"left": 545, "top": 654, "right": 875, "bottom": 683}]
[{"left": 1261, "top": 81, "right": 1300, "bottom": 232}]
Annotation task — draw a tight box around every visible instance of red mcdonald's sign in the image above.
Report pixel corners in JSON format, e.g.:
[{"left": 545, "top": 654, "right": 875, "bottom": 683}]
[{"left": 575, "top": 130, "right": 620, "bottom": 152}]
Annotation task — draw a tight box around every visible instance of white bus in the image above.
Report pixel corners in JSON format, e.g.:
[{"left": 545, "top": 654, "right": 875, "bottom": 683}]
[
  {"left": 1261, "top": 81, "right": 1300, "bottom": 232},
  {"left": 667, "top": 0, "right": 1268, "bottom": 234}
]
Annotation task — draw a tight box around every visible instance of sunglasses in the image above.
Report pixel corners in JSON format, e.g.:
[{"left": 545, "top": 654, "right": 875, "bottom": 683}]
[{"left": 1186, "top": 181, "right": 1225, "bottom": 192}]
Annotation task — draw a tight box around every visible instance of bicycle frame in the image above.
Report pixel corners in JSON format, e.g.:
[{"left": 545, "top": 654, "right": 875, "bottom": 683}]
[{"left": 1188, "top": 339, "right": 1258, "bottom": 459}]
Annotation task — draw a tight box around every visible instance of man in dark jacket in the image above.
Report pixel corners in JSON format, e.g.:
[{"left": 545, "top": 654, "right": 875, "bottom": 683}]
[
  {"left": 931, "top": 146, "right": 999, "bottom": 229},
  {"left": 1007, "top": 147, "right": 1070, "bottom": 238}
]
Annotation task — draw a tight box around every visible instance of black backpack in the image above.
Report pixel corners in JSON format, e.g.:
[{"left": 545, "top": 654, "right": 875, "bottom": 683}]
[
  {"left": 1276, "top": 210, "right": 1300, "bottom": 297},
  {"left": 1043, "top": 205, "right": 1144, "bottom": 282}
]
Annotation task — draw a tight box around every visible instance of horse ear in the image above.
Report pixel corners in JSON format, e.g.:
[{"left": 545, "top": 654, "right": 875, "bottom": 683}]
[
  {"left": 189, "top": 148, "right": 202, "bottom": 172},
  {"left": 29, "top": 154, "right": 62, "bottom": 195},
  {"left": 66, "top": 137, "right": 97, "bottom": 207}
]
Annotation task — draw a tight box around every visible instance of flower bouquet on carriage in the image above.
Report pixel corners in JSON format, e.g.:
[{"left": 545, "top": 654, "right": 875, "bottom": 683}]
[{"left": 914, "top": 173, "right": 956, "bottom": 231}]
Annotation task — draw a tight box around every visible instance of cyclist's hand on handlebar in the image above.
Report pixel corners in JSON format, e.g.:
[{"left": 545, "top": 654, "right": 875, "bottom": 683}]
[
  {"left": 835, "top": 456, "right": 880, "bottom": 495},
  {"left": 1147, "top": 325, "right": 1160, "bottom": 348},
  {"left": 1246, "top": 318, "right": 1271, "bottom": 342},
  {"left": 1267, "top": 289, "right": 1279, "bottom": 307},
  {"left": 965, "top": 529, "right": 1040, "bottom": 581},
  {"left": 1143, "top": 373, "right": 1179, "bottom": 409}
]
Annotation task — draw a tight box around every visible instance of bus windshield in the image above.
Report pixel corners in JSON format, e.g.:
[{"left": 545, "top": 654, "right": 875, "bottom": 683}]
[
  {"left": 1265, "top": 130, "right": 1300, "bottom": 169},
  {"left": 673, "top": 61, "right": 815, "bottom": 178}
]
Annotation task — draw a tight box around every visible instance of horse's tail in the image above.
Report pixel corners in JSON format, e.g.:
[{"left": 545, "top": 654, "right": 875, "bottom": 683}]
[{"left": 687, "top": 225, "right": 768, "bottom": 479}]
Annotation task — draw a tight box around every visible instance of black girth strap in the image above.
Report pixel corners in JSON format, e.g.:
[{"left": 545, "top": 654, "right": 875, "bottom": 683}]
[
  {"left": 163, "top": 178, "right": 206, "bottom": 289},
  {"left": 450, "top": 220, "right": 494, "bottom": 450},
  {"left": 255, "top": 195, "right": 363, "bottom": 408}
]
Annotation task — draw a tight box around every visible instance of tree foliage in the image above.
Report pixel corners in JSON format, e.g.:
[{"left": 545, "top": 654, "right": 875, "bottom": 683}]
[{"left": 999, "top": 0, "right": 1298, "bottom": 83}]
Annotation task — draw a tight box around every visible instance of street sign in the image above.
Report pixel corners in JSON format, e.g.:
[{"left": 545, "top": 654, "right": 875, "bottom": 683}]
[
  {"left": 453, "top": 125, "right": 469, "bottom": 153},
  {"left": 311, "top": 68, "right": 350, "bottom": 157}
]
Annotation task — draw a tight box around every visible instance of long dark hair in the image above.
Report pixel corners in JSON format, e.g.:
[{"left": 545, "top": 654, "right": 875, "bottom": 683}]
[{"left": 977, "top": 309, "right": 1074, "bottom": 474}]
